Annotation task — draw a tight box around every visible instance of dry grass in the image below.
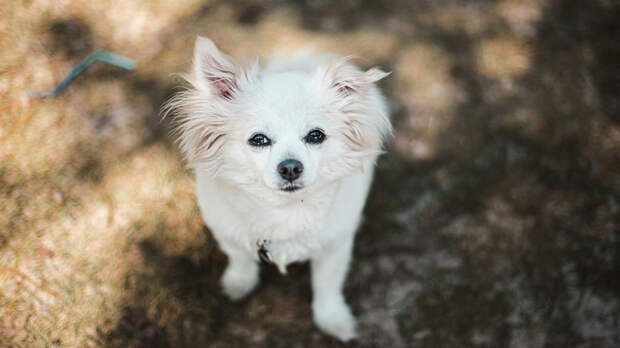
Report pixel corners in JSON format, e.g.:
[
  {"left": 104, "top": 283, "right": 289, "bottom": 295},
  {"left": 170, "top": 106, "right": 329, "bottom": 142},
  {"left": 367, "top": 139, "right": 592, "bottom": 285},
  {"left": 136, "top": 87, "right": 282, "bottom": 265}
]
[{"left": 1, "top": 1, "right": 205, "bottom": 346}]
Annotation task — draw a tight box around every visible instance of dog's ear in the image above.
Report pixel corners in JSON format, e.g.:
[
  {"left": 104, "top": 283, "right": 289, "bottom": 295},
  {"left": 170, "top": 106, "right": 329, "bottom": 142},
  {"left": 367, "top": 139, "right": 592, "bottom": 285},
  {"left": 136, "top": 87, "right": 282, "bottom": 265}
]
[
  {"left": 319, "top": 58, "right": 392, "bottom": 158},
  {"left": 322, "top": 58, "right": 390, "bottom": 97},
  {"left": 193, "top": 36, "right": 239, "bottom": 99}
]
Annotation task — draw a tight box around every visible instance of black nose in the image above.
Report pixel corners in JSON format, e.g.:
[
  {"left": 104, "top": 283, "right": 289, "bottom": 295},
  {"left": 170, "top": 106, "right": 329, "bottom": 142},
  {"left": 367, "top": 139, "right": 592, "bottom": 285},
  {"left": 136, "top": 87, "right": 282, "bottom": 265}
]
[{"left": 277, "top": 159, "right": 303, "bottom": 182}]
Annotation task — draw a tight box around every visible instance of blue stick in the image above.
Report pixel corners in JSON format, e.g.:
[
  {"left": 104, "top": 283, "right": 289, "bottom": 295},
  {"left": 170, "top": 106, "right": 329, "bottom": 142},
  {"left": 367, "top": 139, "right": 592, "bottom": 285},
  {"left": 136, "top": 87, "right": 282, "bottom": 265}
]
[{"left": 29, "top": 50, "right": 135, "bottom": 98}]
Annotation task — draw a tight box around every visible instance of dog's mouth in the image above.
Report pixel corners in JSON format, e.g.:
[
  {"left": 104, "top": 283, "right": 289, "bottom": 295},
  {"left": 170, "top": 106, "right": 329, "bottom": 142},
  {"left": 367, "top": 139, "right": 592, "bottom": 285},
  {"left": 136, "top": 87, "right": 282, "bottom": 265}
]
[{"left": 280, "top": 184, "right": 303, "bottom": 193}]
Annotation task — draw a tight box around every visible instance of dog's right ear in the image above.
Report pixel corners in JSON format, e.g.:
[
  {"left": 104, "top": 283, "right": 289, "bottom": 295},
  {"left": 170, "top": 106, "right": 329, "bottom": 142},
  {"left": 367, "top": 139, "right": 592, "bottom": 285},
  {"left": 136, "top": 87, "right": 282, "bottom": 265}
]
[{"left": 193, "top": 36, "right": 239, "bottom": 100}]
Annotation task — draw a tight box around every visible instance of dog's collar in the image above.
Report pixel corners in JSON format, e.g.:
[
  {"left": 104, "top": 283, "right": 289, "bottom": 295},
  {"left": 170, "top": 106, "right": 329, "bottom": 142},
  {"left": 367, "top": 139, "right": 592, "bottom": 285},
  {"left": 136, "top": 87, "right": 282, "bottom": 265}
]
[{"left": 256, "top": 239, "right": 273, "bottom": 264}]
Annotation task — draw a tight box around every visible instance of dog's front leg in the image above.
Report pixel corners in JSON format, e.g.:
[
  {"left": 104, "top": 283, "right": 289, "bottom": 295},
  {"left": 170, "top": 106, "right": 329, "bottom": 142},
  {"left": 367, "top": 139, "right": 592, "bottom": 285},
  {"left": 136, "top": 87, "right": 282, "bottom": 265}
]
[
  {"left": 311, "top": 235, "right": 358, "bottom": 342},
  {"left": 219, "top": 243, "right": 260, "bottom": 301}
]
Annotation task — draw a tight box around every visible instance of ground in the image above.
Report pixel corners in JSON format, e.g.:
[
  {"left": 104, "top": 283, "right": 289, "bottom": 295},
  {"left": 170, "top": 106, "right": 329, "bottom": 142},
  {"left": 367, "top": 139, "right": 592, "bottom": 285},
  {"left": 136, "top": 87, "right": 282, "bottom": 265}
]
[{"left": 1, "top": 0, "right": 619, "bottom": 347}]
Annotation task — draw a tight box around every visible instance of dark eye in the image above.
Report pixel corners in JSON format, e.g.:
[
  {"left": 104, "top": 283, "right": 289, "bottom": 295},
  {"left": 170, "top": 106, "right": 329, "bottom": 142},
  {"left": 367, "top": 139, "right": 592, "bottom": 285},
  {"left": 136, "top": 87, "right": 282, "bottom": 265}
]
[
  {"left": 304, "top": 129, "right": 326, "bottom": 144},
  {"left": 248, "top": 133, "right": 271, "bottom": 147}
]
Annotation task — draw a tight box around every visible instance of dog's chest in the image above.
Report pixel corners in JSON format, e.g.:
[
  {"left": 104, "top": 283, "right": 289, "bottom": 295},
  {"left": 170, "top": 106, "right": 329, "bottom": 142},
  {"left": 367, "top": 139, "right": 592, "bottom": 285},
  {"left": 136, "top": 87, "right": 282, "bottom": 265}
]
[
  {"left": 196, "top": 175, "right": 341, "bottom": 272},
  {"left": 251, "top": 202, "right": 326, "bottom": 235},
  {"left": 241, "top": 198, "right": 333, "bottom": 271}
]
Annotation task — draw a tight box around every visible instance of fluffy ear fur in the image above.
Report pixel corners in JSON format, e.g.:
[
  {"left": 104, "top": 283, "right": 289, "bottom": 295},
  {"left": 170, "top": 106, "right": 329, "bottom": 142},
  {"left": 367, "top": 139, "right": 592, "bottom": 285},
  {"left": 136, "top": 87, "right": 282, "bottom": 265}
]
[
  {"left": 162, "top": 88, "right": 229, "bottom": 172},
  {"left": 162, "top": 37, "right": 247, "bottom": 172},
  {"left": 193, "top": 36, "right": 239, "bottom": 99},
  {"left": 324, "top": 58, "right": 390, "bottom": 97},
  {"left": 319, "top": 58, "right": 392, "bottom": 158}
]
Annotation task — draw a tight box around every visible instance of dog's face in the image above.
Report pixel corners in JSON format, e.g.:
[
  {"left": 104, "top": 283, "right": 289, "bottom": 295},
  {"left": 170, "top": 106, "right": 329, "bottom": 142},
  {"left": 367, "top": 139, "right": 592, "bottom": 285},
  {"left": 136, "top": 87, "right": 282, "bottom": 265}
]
[
  {"left": 224, "top": 71, "right": 354, "bottom": 195},
  {"left": 227, "top": 76, "right": 327, "bottom": 193},
  {"left": 167, "top": 37, "right": 391, "bottom": 199}
]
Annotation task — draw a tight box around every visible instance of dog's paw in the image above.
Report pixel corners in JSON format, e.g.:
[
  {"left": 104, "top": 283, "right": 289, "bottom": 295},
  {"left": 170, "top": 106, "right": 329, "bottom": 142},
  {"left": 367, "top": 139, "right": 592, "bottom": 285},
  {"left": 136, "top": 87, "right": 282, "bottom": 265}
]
[
  {"left": 221, "top": 265, "right": 258, "bottom": 301},
  {"left": 312, "top": 300, "right": 358, "bottom": 342}
]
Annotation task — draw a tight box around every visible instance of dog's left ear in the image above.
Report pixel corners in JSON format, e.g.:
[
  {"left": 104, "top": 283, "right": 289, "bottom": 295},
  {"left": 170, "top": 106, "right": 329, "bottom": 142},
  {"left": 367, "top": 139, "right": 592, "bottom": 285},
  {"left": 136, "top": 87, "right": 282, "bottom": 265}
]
[
  {"left": 322, "top": 58, "right": 390, "bottom": 97},
  {"left": 193, "top": 36, "right": 239, "bottom": 100},
  {"left": 319, "top": 59, "right": 392, "bottom": 157}
]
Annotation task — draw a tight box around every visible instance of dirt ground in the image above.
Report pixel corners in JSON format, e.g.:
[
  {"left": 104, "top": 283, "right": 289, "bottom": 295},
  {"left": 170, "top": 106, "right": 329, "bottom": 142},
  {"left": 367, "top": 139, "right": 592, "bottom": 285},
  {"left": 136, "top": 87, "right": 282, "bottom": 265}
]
[{"left": 1, "top": 0, "right": 619, "bottom": 347}]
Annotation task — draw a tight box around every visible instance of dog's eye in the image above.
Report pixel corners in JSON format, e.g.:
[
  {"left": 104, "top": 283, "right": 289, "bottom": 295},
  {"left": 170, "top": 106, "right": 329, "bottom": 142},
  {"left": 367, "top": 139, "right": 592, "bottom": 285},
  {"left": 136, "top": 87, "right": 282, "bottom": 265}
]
[
  {"left": 304, "top": 129, "right": 326, "bottom": 144},
  {"left": 248, "top": 133, "right": 271, "bottom": 147}
]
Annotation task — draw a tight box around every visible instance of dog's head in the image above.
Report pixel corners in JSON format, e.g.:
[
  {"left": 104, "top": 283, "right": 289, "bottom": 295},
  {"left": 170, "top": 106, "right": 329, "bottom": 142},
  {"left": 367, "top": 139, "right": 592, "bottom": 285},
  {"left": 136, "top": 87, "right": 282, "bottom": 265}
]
[{"left": 166, "top": 37, "right": 391, "bottom": 198}]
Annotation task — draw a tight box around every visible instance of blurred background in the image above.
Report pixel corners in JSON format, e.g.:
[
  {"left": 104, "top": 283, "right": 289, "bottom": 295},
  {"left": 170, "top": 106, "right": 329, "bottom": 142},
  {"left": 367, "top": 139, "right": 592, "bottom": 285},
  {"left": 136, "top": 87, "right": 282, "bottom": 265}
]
[{"left": 1, "top": 0, "right": 619, "bottom": 347}]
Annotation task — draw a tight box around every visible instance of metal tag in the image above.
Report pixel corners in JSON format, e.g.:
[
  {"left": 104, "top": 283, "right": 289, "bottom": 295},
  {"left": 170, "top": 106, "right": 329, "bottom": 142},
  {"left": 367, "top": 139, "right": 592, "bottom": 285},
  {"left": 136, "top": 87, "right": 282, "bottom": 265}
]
[{"left": 257, "top": 240, "right": 273, "bottom": 264}]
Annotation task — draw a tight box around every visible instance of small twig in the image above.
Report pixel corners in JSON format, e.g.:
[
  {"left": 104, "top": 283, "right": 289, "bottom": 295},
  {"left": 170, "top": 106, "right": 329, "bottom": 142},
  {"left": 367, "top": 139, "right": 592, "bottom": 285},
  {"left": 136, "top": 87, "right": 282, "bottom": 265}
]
[{"left": 0, "top": 264, "right": 59, "bottom": 298}]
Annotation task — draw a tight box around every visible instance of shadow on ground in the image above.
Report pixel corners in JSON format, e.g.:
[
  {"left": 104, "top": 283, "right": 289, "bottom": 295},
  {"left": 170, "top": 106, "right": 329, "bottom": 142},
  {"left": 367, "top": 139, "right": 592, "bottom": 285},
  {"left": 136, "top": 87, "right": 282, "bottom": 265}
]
[{"left": 100, "top": 0, "right": 619, "bottom": 347}]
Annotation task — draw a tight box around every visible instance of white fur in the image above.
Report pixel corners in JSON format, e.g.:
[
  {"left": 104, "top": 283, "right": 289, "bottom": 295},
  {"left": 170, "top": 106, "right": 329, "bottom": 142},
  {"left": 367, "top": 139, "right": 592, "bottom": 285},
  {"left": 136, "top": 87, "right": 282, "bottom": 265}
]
[{"left": 164, "top": 36, "right": 391, "bottom": 342}]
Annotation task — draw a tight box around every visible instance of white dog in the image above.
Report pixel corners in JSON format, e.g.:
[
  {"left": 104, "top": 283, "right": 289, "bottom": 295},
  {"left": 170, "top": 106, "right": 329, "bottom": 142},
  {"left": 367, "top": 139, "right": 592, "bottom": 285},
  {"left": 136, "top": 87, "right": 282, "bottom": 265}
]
[{"left": 165, "top": 36, "right": 391, "bottom": 342}]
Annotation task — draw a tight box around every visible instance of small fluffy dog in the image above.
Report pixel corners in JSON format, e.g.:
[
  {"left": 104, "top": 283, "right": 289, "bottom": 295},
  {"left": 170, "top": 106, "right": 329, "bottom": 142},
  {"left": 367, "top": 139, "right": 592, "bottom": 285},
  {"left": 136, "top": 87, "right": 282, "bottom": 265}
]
[{"left": 165, "top": 36, "right": 391, "bottom": 341}]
